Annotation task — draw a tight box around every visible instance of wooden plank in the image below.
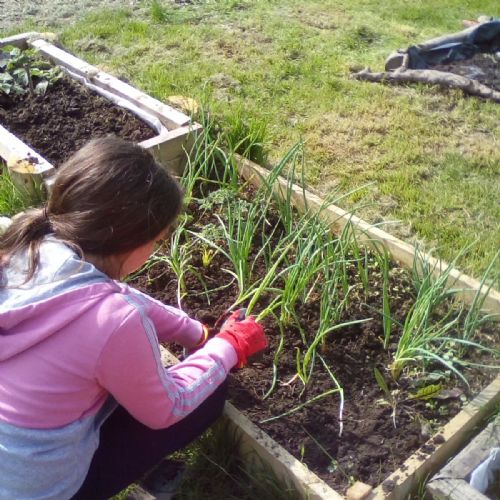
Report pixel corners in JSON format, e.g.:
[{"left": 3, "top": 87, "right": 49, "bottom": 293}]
[
  {"left": 0, "top": 32, "right": 59, "bottom": 49},
  {"left": 236, "top": 155, "right": 500, "bottom": 316},
  {"left": 0, "top": 125, "right": 53, "bottom": 174},
  {"left": 0, "top": 32, "right": 32, "bottom": 49},
  {"left": 141, "top": 124, "right": 202, "bottom": 176},
  {"left": 437, "top": 419, "right": 499, "bottom": 479},
  {"left": 28, "top": 39, "right": 192, "bottom": 130},
  {"left": 427, "top": 479, "right": 489, "bottom": 500},
  {"left": 223, "top": 402, "right": 344, "bottom": 500},
  {"left": 0, "top": 124, "right": 55, "bottom": 195},
  {"left": 427, "top": 418, "right": 499, "bottom": 498},
  {"left": 346, "top": 481, "right": 373, "bottom": 500}
]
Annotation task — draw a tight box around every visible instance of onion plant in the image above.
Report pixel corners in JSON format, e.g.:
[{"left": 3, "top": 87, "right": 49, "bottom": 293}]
[
  {"left": 373, "top": 245, "right": 393, "bottom": 349},
  {"left": 278, "top": 222, "right": 328, "bottom": 327},
  {"left": 319, "top": 354, "right": 344, "bottom": 436},
  {"left": 181, "top": 120, "right": 228, "bottom": 204},
  {"left": 296, "top": 275, "right": 370, "bottom": 387},
  {"left": 296, "top": 317, "right": 370, "bottom": 387},
  {"left": 263, "top": 314, "right": 286, "bottom": 400},
  {"left": 153, "top": 217, "right": 193, "bottom": 309},
  {"left": 349, "top": 226, "right": 370, "bottom": 296},
  {"left": 391, "top": 248, "right": 500, "bottom": 382},
  {"left": 191, "top": 194, "right": 276, "bottom": 307},
  {"left": 461, "top": 250, "right": 500, "bottom": 342},
  {"left": 259, "top": 388, "right": 341, "bottom": 425}
]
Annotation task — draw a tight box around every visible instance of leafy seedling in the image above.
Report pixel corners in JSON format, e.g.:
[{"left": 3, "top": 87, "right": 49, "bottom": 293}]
[{"left": 0, "top": 46, "right": 62, "bottom": 97}]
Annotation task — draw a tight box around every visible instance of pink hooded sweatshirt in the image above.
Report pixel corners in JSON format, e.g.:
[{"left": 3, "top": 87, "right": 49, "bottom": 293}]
[{"left": 0, "top": 237, "right": 237, "bottom": 499}]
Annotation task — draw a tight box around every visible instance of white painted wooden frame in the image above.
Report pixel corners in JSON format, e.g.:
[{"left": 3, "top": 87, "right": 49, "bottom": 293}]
[{"left": 0, "top": 32, "right": 201, "bottom": 190}]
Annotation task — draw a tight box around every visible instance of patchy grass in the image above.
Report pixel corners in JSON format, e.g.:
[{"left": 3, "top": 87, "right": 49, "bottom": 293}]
[
  {"left": 174, "top": 421, "right": 301, "bottom": 500},
  {"left": 2, "top": 4, "right": 499, "bottom": 276},
  {"left": 0, "top": 167, "right": 43, "bottom": 216},
  {"left": 51, "top": 0, "right": 499, "bottom": 284}
]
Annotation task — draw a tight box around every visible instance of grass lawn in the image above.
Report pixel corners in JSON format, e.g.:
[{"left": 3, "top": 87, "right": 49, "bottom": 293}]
[{"left": 2, "top": 0, "right": 499, "bottom": 284}]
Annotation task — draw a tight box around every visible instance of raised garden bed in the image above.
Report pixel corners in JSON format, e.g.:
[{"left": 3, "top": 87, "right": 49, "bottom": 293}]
[
  {"left": 0, "top": 32, "right": 201, "bottom": 192},
  {"left": 129, "top": 145, "right": 500, "bottom": 499}
]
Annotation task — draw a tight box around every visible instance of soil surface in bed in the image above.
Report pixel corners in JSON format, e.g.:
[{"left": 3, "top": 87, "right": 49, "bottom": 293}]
[
  {"left": 130, "top": 194, "right": 498, "bottom": 494},
  {"left": 0, "top": 75, "right": 155, "bottom": 166}
]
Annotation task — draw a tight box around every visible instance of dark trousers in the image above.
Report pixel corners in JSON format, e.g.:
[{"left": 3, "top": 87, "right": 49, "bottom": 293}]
[{"left": 73, "top": 382, "right": 227, "bottom": 500}]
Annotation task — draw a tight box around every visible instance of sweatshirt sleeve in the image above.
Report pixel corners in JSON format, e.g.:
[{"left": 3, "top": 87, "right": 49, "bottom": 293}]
[
  {"left": 126, "top": 287, "right": 204, "bottom": 348},
  {"left": 94, "top": 307, "right": 237, "bottom": 429}
]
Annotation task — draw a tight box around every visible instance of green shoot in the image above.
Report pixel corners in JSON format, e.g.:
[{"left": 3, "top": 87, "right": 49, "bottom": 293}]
[
  {"left": 278, "top": 222, "right": 327, "bottom": 326},
  {"left": 374, "top": 367, "right": 398, "bottom": 428},
  {"left": 391, "top": 244, "right": 498, "bottom": 382},
  {"left": 153, "top": 217, "right": 192, "bottom": 309},
  {"left": 297, "top": 316, "right": 370, "bottom": 387},
  {"left": 461, "top": 251, "right": 500, "bottom": 342},
  {"left": 373, "top": 245, "right": 393, "bottom": 349},
  {"left": 263, "top": 314, "right": 286, "bottom": 400},
  {"left": 319, "top": 354, "right": 344, "bottom": 437}
]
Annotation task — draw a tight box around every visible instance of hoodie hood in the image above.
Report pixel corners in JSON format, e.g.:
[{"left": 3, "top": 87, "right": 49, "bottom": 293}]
[{"left": 0, "top": 237, "right": 119, "bottom": 361}]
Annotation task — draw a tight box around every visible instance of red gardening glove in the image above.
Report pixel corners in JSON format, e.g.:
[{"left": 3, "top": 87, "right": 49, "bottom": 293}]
[{"left": 215, "top": 310, "right": 267, "bottom": 369}]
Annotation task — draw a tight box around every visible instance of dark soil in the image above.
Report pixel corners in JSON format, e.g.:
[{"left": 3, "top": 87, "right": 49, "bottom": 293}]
[
  {"left": 129, "top": 190, "right": 499, "bottom": 494},
  {"left": 0, "top": 76, "right": 155, "bottom": 166},
  {"left": 432, "top": 53, "right": 500, "bottom": 92}
]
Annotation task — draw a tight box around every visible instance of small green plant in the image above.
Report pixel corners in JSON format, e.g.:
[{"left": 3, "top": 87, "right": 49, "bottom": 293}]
[
  {"left": 149, "top": 0, "right": 170, "bottom": 23},
  {"left": 0, "top": 168, "right": 44, "bottom": 215},
  {"left": 0, "top": 46, "right": 62, "bottom": 97},
  {"left": 223, "top": 109, "right": 267, "bottom": 165},
  {"left": 374, "top": 367, "right": 398, "bottom": 428},
  {"left": 200, "top": 247, "right": 215, "bottom": 268},
  {"left": 461, "top": 251, "right": 500, "bottom": 342},
  {"left": 391, "top": 247, "right": 500, "bottom": 382},
  {"left": 374, "top": 245, "right": 393, "bottom": 349},
  {"left": 150, "top": 217, "right": 193, "bottom": 309}
]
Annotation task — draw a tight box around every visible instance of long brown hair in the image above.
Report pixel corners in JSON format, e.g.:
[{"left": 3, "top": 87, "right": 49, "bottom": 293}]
[{"left": 0, "top": 136, "right": 183, "bottom": 284}]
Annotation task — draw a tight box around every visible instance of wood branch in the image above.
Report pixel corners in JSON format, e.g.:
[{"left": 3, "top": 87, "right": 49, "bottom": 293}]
[{"left": 354, "top": 68, "right": 500, "bottom": 102}]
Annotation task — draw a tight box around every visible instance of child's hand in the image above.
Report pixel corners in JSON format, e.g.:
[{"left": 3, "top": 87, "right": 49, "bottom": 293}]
[{"left": 215, "top": 310, "right": 268, "bottom": 368}]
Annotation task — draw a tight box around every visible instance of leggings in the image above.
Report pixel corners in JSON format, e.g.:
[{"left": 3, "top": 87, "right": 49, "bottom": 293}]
[{"left": 73, "top": 381, "right": 227, "bottom": 500}]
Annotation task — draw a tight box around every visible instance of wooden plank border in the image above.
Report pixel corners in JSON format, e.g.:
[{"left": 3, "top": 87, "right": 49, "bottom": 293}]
[
  {"left": 0, "top": 124, "right": 55, "bottom": 195},
  {"left": 426, "top": 418, "right": 499, "bottom": 499},
  {"left": 28, "top": 38, "right": 192, "bottom": 130}
]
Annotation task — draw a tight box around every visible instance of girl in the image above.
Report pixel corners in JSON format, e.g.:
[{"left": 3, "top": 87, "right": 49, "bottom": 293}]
[{"left": 0, "top": 136, "right": 267, "bottom": 499}]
